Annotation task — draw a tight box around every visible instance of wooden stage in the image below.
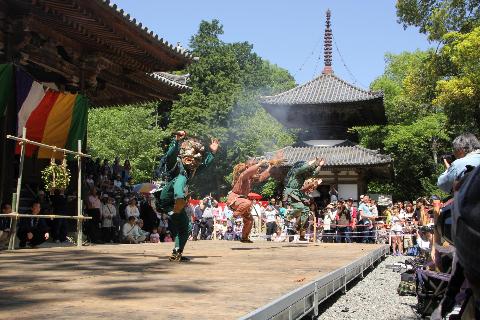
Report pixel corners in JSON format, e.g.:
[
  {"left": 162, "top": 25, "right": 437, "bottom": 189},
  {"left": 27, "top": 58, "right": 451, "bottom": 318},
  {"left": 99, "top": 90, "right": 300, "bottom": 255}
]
[{"left": 0, "top": 241, "right": 383, "bottom": 320}]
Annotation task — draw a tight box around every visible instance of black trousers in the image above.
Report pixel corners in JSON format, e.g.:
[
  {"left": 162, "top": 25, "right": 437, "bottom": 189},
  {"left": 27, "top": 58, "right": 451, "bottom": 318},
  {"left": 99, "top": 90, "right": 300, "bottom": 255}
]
[
  {"left": 266, "top": 222, "right": 277, "bottom": 241},
  {"left": 201, "top": 218, "right": 214, "bottom": 240},
  {"left": 18, "top": 229, "right": 47, "bottom": 247},
  {"left": 102, "top": 227, "right": 115, "bottom": 243},
  {"left": 52, "top": 218, "right": 67, "bottom": 242}
]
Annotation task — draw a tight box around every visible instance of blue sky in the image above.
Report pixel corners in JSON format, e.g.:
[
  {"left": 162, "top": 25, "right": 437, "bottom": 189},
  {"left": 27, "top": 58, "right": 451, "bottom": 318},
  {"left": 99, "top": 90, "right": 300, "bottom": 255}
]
[{"left": 114, "top": 0, "right": 434, "bottom": 88}]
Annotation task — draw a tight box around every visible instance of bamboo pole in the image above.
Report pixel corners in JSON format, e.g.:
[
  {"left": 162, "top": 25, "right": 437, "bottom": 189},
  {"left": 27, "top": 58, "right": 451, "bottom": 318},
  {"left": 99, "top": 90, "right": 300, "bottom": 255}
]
[
  {"left": 76, "top": 140, "right": 83, "bottom": 247},
  {"left": 6, "top": 135, "right": 90, "bottom": 157},
  {"left": 0, "top": 213, "right": 91, "bottom": 219},
  {"left": 8, "top": 127, "right": 26, "bottom": 250}
]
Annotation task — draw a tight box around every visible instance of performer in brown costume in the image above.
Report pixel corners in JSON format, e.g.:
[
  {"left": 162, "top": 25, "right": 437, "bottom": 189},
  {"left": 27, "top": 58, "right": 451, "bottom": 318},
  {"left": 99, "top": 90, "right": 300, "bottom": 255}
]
[{"left": 226, "top": 159, "right": 274, "bottom": 243}]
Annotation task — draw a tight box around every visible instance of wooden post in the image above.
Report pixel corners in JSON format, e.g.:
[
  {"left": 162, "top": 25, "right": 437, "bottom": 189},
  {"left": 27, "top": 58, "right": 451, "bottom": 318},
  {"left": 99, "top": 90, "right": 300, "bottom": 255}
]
[
  {"left": 8, "top": 127, "right": 26, "bottom": 250},
  {"left": 313, "top": 216, "right": 317, "bottom": 243},
  {"left": 76, "top": 140, "right": 83, "bottom": 247},
  {"left": 213, "top": 218, "right": 217, "bottom": 240}
]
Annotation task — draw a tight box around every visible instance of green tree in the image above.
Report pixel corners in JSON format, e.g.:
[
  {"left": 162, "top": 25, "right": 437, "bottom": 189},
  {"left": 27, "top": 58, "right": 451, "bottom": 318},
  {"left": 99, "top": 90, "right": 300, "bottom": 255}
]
[
  {"left": 396, "top": 0, "right": 480, "bottom": 41},
  {"left": 87, "top": 103, "right": 169, "bottom": 182},
  {"left": 168, "top": 20, "right": 296, "bottom": 196},
  {"left": 434, "top": 26, "right": 480, "bottom": 135}
]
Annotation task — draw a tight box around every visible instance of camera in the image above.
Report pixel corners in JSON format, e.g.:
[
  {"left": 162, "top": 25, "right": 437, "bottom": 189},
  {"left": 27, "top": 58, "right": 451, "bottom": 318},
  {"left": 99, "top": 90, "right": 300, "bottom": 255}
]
[{"left": 440, "top": 154, "right": 455, "bottom": 165}]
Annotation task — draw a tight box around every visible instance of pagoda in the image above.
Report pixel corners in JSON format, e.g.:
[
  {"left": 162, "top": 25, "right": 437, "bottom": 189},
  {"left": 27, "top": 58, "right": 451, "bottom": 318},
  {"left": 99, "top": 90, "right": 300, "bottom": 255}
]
[
  {"left": 262, "top": 10, "right": 385, "bottom": 143},
  {"left": 260, "top": 10, "right": 392, "bottom": 204}
]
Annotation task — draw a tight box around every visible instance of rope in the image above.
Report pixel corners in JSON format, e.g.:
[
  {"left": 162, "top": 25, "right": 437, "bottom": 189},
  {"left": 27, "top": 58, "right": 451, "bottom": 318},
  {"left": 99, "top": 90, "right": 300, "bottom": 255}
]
[{"left": 333, "top": 39, "right": 367, "bottom": 88}]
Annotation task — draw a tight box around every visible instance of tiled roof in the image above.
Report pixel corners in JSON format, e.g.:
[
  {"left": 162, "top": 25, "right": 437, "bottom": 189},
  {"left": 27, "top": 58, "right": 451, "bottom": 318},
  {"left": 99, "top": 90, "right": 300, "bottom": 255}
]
[
  {"left": 100, "top": 0, "right": 194, "bottom": 62},
  {"left": 264, "top": 145, "right": 392, "bottom": 168},
  {"left": 151, "top": 72, "right": 191, "bottom": 90},
  {"left": 261, "top": 73, "right": 383, "bottom": 105}
]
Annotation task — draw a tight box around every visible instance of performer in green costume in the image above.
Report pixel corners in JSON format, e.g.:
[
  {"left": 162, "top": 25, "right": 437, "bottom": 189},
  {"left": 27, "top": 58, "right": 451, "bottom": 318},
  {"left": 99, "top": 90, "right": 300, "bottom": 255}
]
[
  {"left": 158, "top": 131, "right": 219, "bottom": 262},
  {"left": 282, "top": 158, "right": 324, "bottom": 240}
]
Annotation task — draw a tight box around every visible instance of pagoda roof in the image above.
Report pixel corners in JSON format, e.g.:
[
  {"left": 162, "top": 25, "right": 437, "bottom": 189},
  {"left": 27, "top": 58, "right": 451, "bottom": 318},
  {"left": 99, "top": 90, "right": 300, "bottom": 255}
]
[
  {"left": 261, "top": 73, "right": 383, "bottom": 106},
  {"left": 264, "top": 144, "right": 392, "bottom": 168}
]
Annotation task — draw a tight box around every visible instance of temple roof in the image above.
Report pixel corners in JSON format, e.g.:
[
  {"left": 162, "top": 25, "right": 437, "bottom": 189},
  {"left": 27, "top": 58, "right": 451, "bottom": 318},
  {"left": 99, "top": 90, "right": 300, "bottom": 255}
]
[
  {"left": 264, "top": 144, "right": 392, "bottom": 168},
  {"left": 261, "top": 73, "right": 383, "bottom": 106}
]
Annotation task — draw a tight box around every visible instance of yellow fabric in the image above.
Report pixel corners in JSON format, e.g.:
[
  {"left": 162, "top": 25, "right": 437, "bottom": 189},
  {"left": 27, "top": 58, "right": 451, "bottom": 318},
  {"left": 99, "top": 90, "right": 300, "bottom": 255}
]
[{"left": 38, "top": 93, "right": 76, "bottom": 158}]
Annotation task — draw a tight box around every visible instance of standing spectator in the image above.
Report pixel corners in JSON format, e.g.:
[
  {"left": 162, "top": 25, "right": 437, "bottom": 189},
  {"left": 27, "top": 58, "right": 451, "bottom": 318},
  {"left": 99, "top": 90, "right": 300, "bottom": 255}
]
[
  {"left": 122, "top": 159, "right": 132, "bottom": 185},
  {"left": 390, "top": 206, "right": 404, "bottom": 256},
  {"left": 50, "top": 189, "right": 68, "bottom": 243},
  {"left": 201, "top": 203, "right": 214, "bottom": 240},
  {"left": 140, "top": 196, "right": 159, "bottom": 234},
  {"left": 17, "top": 201, "right": 49, "bottom": 248},
  {"left": 335, "top": 201, "right": 352, "bottom": 243},
  {"left": 346, "top": 198, "right": 358, "bottom": 242},
  {"left": 191, "top": 202, "right": 204, "bottom": 241},
  {"left": 264, "top": 205, "right": 278, "bottom": 241},
  {"left": 122, "top": 216, "right": 145, "bottom": 243},
  {"left": 358, "top": 195, "right": 377, "bottom": 243},
  {"left": 86, "top": 188, "right": 102, "bottom": 243},
  {"left": 437, "top": 133, "right": 480, "bottom": 193},
  {"left": 112, "top": 157, "right": 123, "bottom": 177},
  {"left": 125, "top": 198, "right": 140, "bottom": 220},
  {"left": 250, "top": 199, "right": 262, "bottom": 234},
  {"left": 100, "top": 195, "right": 116, "bottom": 243},
  {"left": 0, "top": 203, "right": 12, "bottom": 249},
  {"left": 322, "top": 204, "right": 336, "bottom": 243},
  {"left": 101, "top": 159, "right": 112, "bottom": 178},
  {"left": 329, "top": 185, "right": 338, "bottom": 203}
]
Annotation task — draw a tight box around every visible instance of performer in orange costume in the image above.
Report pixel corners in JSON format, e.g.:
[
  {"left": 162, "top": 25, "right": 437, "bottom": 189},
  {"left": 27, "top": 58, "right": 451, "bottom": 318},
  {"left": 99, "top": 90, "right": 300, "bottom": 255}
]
[{"left": 226, "top": 159, "right": 274, "bottom": 243}]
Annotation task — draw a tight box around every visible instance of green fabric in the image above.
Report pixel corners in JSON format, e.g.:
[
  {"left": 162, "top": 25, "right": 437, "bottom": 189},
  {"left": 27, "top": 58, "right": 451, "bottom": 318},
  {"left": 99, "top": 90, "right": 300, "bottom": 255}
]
[
  {"left": 287, "top": 202, "right": 310, "bottom": 226},
  {"left": 0, "top": 63, "right": 13, "bottom": 117},
  {"left": 283, "top": 163, "right": 316, "bottom": 202},
  {"left": 159, "top": 137, "right": 214, "bottom": 253},
  {"left": 66, "top": 94, "right": 89, "bottom": 159},
  {"left": 170, "top": 209, "right": 190, "bottom": 252}
]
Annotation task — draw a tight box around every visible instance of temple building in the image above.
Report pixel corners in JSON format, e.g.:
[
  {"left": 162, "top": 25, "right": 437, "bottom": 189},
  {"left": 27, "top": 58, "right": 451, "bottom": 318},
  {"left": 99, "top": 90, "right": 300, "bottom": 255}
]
[
  {"left": 261, "top": 10, "right": 392, "bottom": 203},
  {"left": 0, "top": 0, "right": 193, "bottom": 204}
]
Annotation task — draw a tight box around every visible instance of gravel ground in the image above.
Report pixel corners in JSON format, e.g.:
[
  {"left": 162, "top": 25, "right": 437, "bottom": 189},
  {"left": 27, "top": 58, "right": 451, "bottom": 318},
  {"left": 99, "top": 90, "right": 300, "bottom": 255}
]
[{"left": 317, "top": 255, "right": 419, "bottom": 320}]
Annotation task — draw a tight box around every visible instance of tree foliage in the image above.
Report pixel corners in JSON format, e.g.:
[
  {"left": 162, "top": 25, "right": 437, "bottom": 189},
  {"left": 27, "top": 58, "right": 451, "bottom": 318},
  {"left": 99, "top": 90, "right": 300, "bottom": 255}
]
[
  {"left": 396, "top": 0, "right": 480, "bottom": 41},
  {"left": 87, "top": 104, "right": 169, "bottom": 183},
  {"left": 168, "top": 20, "right": 296, "bottom": 196}
]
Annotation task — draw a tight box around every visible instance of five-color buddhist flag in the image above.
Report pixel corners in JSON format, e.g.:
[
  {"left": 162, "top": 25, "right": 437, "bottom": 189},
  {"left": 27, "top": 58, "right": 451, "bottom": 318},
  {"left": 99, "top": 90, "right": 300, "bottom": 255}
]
[{"left": 15, "top": 67, "right": 88, "bottom": 158}]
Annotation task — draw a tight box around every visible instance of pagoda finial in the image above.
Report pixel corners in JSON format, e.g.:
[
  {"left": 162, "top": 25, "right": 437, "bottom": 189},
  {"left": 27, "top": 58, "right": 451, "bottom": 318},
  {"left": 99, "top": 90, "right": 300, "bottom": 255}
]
[{"left": 323, "top": 9, "right": 333, "bottom": 74}]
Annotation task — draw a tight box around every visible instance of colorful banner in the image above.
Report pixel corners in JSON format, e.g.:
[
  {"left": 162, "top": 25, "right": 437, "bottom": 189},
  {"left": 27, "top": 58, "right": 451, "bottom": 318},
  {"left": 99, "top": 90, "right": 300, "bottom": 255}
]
[{"left": 12, "top": 66, "right": 89, "bottom": 158}]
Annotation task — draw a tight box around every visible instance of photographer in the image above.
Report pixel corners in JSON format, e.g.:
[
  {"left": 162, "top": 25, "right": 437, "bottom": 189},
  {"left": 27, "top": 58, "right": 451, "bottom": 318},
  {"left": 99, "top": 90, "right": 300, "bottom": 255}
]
[{"left": 437, "top": 133, "right": 480, "bottom": 194}]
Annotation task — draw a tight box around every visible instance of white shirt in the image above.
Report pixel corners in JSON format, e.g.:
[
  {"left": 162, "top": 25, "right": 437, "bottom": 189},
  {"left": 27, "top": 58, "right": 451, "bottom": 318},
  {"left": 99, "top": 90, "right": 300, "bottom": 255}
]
[
  {"left": 122, "top": 223, "right": 141, "bottom": 238},
  {"left": 323, "top": 210, "right": 336, "bottom": 231},
  {"left": 125, "top": 205, "right": 140, "bottom": 219},
  {"left": 100, "top": 203, "right": 116, "bottom": 228},
  {"left": 251, "top": 204, "right": 262, "bottom": 217},
  {"left": 264, "top": 209, "right": 277, "bottom": 223}
]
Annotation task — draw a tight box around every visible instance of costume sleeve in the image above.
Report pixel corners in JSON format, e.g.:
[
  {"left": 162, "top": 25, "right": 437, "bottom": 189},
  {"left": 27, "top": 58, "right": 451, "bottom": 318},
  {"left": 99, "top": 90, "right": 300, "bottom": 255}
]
[
  {"left": 294, "top": 163, "right": 315, "bottom": 177},
  {"left": 165, "top": 139, "right": 180, "bottom": 169},
  {"left": 242, "top": 163, "right": 261, "bottom": 180}
]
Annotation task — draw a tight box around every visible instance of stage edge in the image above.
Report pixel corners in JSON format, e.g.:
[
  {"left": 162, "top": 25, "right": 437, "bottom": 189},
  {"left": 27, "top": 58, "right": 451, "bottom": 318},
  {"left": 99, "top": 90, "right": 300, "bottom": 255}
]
[{"left": 239, "top": 245, "right": 389, "bottom": 320}]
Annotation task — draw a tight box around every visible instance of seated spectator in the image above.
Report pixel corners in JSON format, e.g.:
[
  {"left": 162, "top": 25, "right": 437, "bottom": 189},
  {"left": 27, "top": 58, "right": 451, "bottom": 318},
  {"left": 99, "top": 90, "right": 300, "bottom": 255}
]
[
  {"left": 136, "top": 219, "right": 150, "bottom": 239},
  {"left": 164, "top": 231, "right": 173, "bottom": 242},
  {"left": 224, "top": 225, "right": 235, "bottom": 241},
  {"left": 113, "top": 175, "right": 123, "bottom": 191},
  {"left": 50, "top": 189, "right": 68, "bottom": 243},
  {"left": 150, "top": 227, "right": 160, "bottom": 243},
  {"left": 100, "top": 195, "right": 116, "bottom": 243},
  {"left": 0, "top": 203, "right": 12, "bottom": 249},
  {"left": 158, "top": 213, "right": 169, "bottom": 242},
  {"left": 17, "top": 201, "right": 49, "bottom": 248},
  {"left": 233, "top": 219, "right": 243, "bottom": 240},
  {"left": 122, "top": 216, "right": 145, "bottom": 244},
  {"left": 125, "top": 198, "right": 140, "bottom": 220}
]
